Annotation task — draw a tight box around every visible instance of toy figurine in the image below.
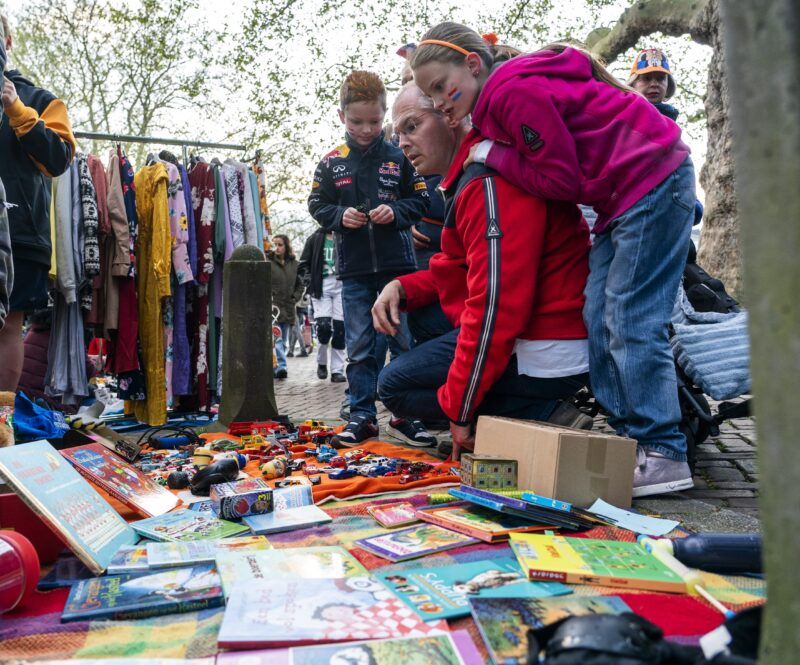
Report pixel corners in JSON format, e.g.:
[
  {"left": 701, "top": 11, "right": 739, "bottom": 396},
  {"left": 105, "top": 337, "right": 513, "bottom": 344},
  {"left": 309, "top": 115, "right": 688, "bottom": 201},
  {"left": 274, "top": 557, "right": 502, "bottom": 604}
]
[
  {"left": 167, "top": 471, "right": 190, "bottom": 490},
  {"left": 193, "top": 447, "right": 214, "bottom": 468},
  {"left": 260, "top": 456, "right": 288, "bottom": 480},
  {"left": 190, "top": 458, "right": 240, "bottom": 495}
]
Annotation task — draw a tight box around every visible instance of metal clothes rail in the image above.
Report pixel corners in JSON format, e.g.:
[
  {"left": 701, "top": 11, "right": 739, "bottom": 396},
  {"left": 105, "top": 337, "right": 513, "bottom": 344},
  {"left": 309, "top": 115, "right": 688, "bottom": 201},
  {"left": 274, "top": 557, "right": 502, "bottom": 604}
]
[{"left": 72, "top": 130, "right": 247, "bottom": 165}]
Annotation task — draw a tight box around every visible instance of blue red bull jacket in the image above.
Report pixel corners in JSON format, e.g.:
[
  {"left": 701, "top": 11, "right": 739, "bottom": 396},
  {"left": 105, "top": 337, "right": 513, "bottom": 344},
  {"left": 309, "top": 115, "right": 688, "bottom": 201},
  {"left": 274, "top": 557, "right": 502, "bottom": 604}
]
[{"left": 307, "top": 133, "right": 429, "bottom": 279}]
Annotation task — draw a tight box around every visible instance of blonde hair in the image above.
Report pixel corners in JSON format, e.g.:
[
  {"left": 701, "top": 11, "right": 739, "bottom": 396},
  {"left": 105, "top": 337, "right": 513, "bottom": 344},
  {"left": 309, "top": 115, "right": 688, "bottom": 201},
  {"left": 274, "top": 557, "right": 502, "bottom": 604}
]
[
  {"left": 1, "top": 14, "right": 10, "bottom": 42},
  {"left": 411, "top": 22, "right": 495, "bottom": 72},
  {"left": 537, "top": 42, "right": 635, "bottom": 94},
  {"left": 339, "top": 70, "right": 387, "bottom": 111}
]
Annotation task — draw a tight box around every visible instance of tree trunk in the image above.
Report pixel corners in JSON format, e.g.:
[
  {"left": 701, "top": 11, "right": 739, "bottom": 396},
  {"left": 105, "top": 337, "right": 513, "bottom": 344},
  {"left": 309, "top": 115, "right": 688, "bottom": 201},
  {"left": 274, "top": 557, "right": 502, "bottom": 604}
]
[
  {"left": 592, "top": 0, "right": 744, "bottom": 297},
  {"left": 719, "top": 2, "right": 800, "bottom": 661}
]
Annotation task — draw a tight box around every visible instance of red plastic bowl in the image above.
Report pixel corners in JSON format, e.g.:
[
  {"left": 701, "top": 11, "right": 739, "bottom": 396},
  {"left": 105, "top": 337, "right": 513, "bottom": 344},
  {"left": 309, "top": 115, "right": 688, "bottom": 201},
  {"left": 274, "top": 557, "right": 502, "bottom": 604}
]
[{"left": 0, "top": 530, "right": 40, "bottom": 614}]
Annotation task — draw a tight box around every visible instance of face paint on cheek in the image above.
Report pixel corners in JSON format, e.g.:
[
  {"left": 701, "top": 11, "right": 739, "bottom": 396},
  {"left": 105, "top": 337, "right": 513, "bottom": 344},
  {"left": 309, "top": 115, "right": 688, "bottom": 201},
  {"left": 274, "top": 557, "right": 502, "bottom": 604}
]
[{"left": 447, "top": 87, "right": 462, "bottom": 102}]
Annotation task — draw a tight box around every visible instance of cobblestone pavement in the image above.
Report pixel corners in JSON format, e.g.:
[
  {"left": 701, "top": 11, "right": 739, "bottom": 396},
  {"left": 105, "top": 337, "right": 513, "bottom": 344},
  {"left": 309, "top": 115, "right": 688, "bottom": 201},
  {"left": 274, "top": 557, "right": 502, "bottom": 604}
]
[{"left": 275, "top": 352, "right": 760, "bottom": 531}]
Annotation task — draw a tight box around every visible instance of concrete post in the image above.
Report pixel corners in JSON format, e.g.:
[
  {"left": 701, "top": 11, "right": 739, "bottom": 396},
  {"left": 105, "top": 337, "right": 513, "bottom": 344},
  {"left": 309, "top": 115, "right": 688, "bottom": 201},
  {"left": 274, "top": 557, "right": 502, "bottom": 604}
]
[{"left": 218, "top": 245, "right": 278, "bottom": 425}]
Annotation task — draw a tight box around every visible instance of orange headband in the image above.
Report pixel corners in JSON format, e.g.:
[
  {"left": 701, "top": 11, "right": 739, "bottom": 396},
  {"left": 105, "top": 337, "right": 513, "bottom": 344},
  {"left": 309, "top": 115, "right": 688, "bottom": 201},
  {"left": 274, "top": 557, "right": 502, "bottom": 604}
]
[{"left": 417, "top": 39, "right": 471, "bottom": 57}]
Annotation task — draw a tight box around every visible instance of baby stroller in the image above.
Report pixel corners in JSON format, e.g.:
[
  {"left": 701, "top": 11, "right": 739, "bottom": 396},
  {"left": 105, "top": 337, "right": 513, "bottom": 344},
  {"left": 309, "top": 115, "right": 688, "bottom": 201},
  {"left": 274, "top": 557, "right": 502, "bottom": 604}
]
[{"left": 575, "top": 243, "right": 752, "bottom": 471}]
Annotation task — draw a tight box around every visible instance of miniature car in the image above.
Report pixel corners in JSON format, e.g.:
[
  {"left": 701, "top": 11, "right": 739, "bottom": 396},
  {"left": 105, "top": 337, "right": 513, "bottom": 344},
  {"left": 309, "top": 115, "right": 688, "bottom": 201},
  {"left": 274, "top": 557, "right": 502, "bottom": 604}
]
[
  {"left": 317, "top": 451, "right": 336, "bottom": 463},
  {"left": 343, "top": 449, "right": 366, "bottom": 460},
  {"left": 399, "top": 472, "right": 425, "bottom": 484},
  {"left": 366, "top": 465, "right": 394, "bottom": 477},
  {"left": 301, "top": 419, "right": 327, "bottom": 428},
  {"left": 329, "top": 468, "right": 358, "bottom": 480},
  {"left": 329, "top": 456, "right": 347, "bottom": 468},
  {"left": 304, "top": 464, "right": 319, "bottom": 475}
]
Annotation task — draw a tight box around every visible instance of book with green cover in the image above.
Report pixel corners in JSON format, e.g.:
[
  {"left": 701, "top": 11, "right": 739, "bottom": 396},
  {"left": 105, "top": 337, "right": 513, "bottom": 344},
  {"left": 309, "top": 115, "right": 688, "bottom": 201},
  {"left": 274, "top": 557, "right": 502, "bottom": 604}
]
[
  {"left": 131, "top": 508, "right": 249, "bottom": 542},
  {"left": 216, "top": 546, "right": 367, "bottom": 598},
  {"left": 470, "top": 596, "right": 632, "bottom": 665},
  {"left": 509, "top": 533, "right": 687, "bottom": 593}
]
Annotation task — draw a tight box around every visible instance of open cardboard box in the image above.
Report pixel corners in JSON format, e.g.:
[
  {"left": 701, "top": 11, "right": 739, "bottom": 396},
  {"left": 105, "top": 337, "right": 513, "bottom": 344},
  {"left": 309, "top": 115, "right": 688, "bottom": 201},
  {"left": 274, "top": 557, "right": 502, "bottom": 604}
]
[{"left": 474, "top": 416, "right": 636, "bottom": 507}]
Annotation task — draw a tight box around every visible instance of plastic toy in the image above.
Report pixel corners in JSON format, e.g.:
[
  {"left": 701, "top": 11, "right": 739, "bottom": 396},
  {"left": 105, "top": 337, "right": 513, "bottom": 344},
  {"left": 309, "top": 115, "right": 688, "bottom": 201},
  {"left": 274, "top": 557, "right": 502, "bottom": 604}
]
[
  {"left": 190, "top": 458, "right": 240, "bottom": 495},
  {"left": 260, "top": 457, "right": 288, "bottom": 480},
  {"left": 167, "top": 471, "right": 190, "bottom": 489},
  {"left": 329, "top": 456, "right": 347, "bottom": 468},
  {"left": 343, "top": 449, "right": 366, "bottom": 459},
  {"left": 399, "top": 473, "right": 425, "bottom": 485},
  {"left": 192, "top": 447, "right": 214, "bottom": 468},
  {"left": 329, "top": 468, "right": 358, "bottom": 480}
]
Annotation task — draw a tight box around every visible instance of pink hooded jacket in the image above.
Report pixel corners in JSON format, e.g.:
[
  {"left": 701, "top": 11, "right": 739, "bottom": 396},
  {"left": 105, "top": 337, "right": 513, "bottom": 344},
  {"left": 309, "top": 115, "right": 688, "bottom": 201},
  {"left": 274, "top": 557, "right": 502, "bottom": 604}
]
[{"left": 471, "top": 47, "right": 690, "bottom": 234}]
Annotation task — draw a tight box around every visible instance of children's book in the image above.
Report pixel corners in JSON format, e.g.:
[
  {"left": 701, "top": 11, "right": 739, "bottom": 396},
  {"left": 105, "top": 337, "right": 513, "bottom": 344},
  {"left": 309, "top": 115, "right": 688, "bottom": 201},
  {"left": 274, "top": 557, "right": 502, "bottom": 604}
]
[
  {"left": 243, "top": 504, "right": 331, "bottom": 535},
  {"left": 288, "top": 633, "right": 465, "bottom": 665},
  {"left": 470, "top": 595, "right": 632, "bottom": 665},
  {"left": 366, "top": 501, "right": 420, "bottom": 528},
  {"left": 60, "top": 443, "right": 179, "bottom": 517},
  {"left": 146, "top": 535, "right": 271, "bottom": 568},
  {"left": 509, "top": 533, "right": 687, "bottom": 593},
  {"left": 107, "top": 544, "right": 150, "bottom": 574},
  {"left": 217, "top": 576, "right": 447, "bottom": 649},
  {"left": 131, "top": 508, "right": 250, "bottom": 542},
  {"left": 0, "top": 440, "right": 138, "bottom": 574},
  {"left": 416, "top": 504, "right": 548, "bottom": 543},
  {"left": 377, "top": 556, "right": 572, "bottom": 621},
  {"left": 354, "top": 524, "right": 478, "bottom": 562},
  {"left": 216, "top": 546, "right": 367, "bottom": 598},
  {"left": 272, "top": 484, "right": 315, "bottom": 510},
  {"left": 188, "top": 500, "right": 214, "bottom": 512},
  {"left": 61, "top": 563, "right": 224, "bottom": 622}
]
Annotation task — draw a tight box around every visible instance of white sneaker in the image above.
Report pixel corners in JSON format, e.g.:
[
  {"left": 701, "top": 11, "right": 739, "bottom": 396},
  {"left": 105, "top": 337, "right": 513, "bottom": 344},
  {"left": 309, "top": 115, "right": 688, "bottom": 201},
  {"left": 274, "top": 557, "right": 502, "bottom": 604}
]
[{"left": 632, "top": 447, "right": 694, "bottom": 498}]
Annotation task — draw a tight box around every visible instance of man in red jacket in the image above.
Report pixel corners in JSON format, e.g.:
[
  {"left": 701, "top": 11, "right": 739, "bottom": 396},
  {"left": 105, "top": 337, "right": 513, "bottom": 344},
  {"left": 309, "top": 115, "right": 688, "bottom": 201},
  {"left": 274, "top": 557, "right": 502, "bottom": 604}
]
[{"left": 374, "top": 83, "right": 592, "bottom": 458}]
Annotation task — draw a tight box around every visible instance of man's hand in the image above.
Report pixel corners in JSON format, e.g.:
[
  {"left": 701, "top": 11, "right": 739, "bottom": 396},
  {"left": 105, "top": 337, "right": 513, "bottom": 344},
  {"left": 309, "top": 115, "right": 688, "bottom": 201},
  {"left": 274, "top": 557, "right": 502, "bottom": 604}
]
[
  {"left": 450, "top": 422, "right": 475, "bottom": 460},
  {"left": 342, "top": 206, "right": 368, "bottom": 229},
  {"left": 462, "top": 143, "right": 479, "bottom": 169},
  {"left": 372, "top": 279, "right": 405, "bottom": 336},
  {"left": 369, "top": 204, "right": 395, "bottom": 225},
  {"left": 2, "top": 77, "right": 18, "bottom": 110},
  {"left": 411, "top": 225, "right": 432, "bottom": 250}
]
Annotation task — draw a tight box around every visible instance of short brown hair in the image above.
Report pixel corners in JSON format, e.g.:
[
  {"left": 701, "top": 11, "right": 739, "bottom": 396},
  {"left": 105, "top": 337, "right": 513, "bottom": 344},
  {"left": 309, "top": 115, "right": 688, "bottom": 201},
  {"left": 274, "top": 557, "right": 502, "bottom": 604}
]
[{"left": 339, "top": 71, "right": 386, "bottom": 111}]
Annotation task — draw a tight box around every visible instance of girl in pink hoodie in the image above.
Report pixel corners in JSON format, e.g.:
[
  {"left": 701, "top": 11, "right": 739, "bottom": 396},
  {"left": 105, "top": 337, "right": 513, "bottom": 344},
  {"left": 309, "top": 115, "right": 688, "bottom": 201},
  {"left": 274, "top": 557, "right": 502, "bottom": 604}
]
[{"left": 411, "top": 23, "right": 696, "bottom": 498}]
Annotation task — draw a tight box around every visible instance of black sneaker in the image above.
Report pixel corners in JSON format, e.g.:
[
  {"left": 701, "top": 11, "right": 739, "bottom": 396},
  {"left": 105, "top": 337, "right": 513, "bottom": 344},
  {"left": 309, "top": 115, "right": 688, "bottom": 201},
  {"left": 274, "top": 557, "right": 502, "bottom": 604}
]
[
  {"left": 317, "top": 364, "right": 328, "bottom": 380},
  {"left": 547, "top": 401, "right": 593, "bottom": 430},
  {"left": 287, "top": 350, "right": 294, "bottom": 357},
  {"left": 275, "top": 368, "right": 288, "bottom": 379},
  {"left": 330, "top": 372, "right": 346, "bottom": 383},
  {"left": 332, "top": 416, "right": 379, "bottom": 447},
  {"left": 387, "top": 417, "right": 438, "bottom": 447}
]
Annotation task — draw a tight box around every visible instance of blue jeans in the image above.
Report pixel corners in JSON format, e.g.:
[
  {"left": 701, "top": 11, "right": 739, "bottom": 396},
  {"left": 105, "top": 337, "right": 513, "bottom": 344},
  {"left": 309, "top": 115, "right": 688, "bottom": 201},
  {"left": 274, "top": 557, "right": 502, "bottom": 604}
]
[
  {"left": 583, "top": 157, "right": 695, "bottom": 461},
  {"left": 408, "top": 302, "right": 454, "bottom": 347},
  {"left": 378, "top": 328, "right": 588, "bottom": 423},
  {"left": 342, "top": 274, "right": 409, "bottom": 420},
  {"left": 274, "top": 322, "right": 291, "bottom": 373}
]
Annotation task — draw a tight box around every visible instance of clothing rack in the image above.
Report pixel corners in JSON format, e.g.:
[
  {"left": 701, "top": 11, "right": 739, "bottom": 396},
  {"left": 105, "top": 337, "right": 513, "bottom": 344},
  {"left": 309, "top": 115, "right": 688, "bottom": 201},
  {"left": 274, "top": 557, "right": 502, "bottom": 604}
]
[{"left": 73, "top": 131, "right": 248, "bottom": 166}]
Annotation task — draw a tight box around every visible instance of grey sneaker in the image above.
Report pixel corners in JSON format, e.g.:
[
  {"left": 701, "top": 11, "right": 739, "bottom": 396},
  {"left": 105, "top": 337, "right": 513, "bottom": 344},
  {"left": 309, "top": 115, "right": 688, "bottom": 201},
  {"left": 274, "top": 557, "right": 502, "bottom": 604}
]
[
  {"left": 632, "top": 447, "right": 694, "bottom": 498},
  {"left": 547, "top": 401, "right": 593, "bottom": 430}
]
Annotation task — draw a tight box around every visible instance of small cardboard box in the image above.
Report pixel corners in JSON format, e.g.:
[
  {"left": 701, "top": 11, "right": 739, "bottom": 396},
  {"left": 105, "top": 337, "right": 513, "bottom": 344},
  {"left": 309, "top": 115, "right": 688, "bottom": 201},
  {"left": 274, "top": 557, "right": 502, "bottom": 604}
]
[
  {"left": 460, "top": 454, "right": 518, "bottom": 489},
  {"left": 474, "top": 416, "right": 636, "bottom": 507},
  {"left": 210, "top": 477, "right": 273, "bottom": 520}
]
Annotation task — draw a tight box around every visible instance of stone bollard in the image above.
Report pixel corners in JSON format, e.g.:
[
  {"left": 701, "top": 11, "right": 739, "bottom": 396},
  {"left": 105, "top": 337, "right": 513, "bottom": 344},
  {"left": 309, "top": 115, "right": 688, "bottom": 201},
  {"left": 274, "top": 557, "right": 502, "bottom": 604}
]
[{"left": 218, "top": 245, "right": 278, "bottom": 425}]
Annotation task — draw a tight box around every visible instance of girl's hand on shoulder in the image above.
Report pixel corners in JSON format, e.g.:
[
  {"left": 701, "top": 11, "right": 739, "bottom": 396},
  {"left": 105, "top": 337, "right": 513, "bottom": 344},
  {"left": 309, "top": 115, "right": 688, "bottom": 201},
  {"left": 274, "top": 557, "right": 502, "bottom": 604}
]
[{"left": 369, "top": 204, "right": 395, "bottom": 225}]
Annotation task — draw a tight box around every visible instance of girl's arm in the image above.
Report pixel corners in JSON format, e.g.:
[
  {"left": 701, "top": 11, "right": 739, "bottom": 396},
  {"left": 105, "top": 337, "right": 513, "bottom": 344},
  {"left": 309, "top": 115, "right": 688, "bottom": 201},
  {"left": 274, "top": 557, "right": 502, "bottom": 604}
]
[{"left": 479, "top": 84, "right": 582, "bottom": 203}]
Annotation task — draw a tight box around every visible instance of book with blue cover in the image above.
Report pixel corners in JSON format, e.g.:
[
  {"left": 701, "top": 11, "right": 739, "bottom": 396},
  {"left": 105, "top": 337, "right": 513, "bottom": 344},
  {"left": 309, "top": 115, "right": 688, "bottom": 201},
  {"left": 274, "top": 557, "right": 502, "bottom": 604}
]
[
  {"left": 61, "top": 563, "right": 224, "bottom": 622},
  {"left": 377, "top": 556, "right": 572, "bottom": 621},
  {"left": 243, "top": 504, "right": 331, "bottom": 535},
  {"left": 0, "top": 440, "right": 138, "bottom": 574},
  {"left": 131, "top": 508, "right": 250, "bottom": 542}
]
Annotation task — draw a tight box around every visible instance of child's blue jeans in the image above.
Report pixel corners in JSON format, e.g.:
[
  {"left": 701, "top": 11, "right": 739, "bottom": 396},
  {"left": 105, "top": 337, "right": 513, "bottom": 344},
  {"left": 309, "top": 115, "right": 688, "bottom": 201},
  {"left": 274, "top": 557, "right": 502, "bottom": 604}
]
[
  {"left": 342, "top": 274, "right": 409, "bottom": 421},
  {"left": 584, "top": 157, "right": 695, "bottom": 461}
]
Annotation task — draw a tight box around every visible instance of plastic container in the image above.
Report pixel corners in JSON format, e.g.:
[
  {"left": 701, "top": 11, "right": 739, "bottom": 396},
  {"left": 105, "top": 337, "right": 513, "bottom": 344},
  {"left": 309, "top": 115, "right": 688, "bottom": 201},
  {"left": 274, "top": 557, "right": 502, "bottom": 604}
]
[
  {"left": 670, "top": 533, "right": 762, "bottom": 574},
  {"left": 0, "top": 530, "right": 40, "bottom": 614}
]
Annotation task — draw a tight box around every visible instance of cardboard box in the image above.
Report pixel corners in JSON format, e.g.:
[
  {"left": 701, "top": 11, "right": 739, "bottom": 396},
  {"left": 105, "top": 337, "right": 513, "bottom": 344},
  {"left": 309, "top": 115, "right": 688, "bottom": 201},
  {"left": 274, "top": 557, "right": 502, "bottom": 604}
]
[
  {"left": 460, "top": 454, "right": 518, "bottom": 489},
  {"left": 210, "top": 477, "right": 273, "bottom": 520},
  {"left": 474, "top": 416, "right": 636, "bottom": 507}
]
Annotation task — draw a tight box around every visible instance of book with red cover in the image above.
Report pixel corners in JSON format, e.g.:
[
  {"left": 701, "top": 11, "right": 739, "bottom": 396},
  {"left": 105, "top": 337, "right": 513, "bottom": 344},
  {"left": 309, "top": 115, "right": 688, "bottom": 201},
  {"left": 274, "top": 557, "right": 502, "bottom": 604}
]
[{"left": 60, "top": 443, "right": 179, "bottom": 518}]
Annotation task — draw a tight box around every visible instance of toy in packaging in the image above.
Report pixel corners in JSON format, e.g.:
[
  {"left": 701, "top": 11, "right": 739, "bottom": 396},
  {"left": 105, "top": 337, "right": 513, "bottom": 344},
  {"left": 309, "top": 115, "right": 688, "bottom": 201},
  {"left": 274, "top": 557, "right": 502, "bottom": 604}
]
[{"left": 210, "top": 477, "right": 273, "bottom": 520}]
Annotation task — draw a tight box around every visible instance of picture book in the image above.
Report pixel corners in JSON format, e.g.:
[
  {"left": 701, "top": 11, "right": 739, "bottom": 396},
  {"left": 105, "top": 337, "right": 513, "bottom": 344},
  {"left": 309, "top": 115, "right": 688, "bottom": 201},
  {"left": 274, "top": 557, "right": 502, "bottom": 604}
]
[
  {"left": 61, "top": 563, "right": 224, "bottom": 622},
  {"left": 60, "top": 443, "right": 179, "bottom": 517},
  {"left": 509, "top": 533, "right": 687, "bottom": 593},
  {"left": 470, "top": 596, "right": 632, "bottom": 665},
  {"left": 243, "top": 504, "right": 331, "bottom": 535},
  {"left": 0, "top": 440, "right": 138, "bottom": 574},
  {"left": 272, "top": 484, "right": 314, "bottom": 511},
  {"left": 188, "top": 500, "right": 214, "bottom": 512},
  {"left": 448, "top": 486, "right": 599, "bottom": 531},
  {"left": 354, "top": 524, "right": 478, "bottom": 562},
  {"left": 289, "top": 633, "right": 465, "bottom": 665},
  {"left": 377, "top": 556, "right": 572, "bottom": 621},
  {"left": 107, "top": 545, "right": 150, "bottom": 574},
  {"left": 416, "top": 504, "right": 548, "bottom": 543},
  {"left": 131, "top": 508, "right": 250, "bottom": 542},
  {"left": 367, "top": 502, "right": 420, "bottom": 528},
  {"left": 146, "top": 535, "right": 271, "bottom": 568},
  {"left": 216, "top": 546, "right": 367, "bottom": 598},
  {"left": 218, "top": 576, "right": 447, "bottom": 649}
]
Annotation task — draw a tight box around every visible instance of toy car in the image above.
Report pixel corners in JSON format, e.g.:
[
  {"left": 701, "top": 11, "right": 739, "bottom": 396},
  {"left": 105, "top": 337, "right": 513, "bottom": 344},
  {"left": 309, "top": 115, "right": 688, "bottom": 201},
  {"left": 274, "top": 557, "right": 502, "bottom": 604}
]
[
  {"left": 329, "top": 468, "right": 358, "bottom": 480},
  {"left": 329, "top": 456, "right": 347, "bottom": 468},
  {"left": 399, "top": 473, "right": 425, "bottom": 484},
  {"left": 367, "top": 465, "right": 393, "bottom": 477},
  {"left": 317, "top": 451, "right": 336, "bottom": 463},
  {"left": 343, "top": 449, "right": 366, "bottom": 460},
  {"left": 304, "top": 464, "right": 319, "bottom": 475}
]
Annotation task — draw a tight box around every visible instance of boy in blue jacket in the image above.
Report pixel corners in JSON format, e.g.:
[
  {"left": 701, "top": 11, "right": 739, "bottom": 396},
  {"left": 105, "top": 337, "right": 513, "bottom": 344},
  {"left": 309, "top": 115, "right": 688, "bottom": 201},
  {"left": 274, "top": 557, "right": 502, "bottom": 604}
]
[{"left": 308, "top": 70, "right": 436, "bottom": 447}]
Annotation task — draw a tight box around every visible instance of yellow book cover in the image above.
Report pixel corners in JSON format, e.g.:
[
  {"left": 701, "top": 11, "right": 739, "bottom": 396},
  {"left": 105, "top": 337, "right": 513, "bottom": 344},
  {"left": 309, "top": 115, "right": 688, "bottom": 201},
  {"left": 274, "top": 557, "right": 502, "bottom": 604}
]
[{"left": 509, "top": 533, "right": 687, "bottom": 594}]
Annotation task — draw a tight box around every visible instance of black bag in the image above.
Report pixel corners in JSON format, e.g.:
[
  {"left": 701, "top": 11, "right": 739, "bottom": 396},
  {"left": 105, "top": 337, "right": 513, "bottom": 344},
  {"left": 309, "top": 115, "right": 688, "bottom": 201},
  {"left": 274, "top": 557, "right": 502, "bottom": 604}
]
[{"left": 684, "top": 242, "right": 740, "bottom": 314}]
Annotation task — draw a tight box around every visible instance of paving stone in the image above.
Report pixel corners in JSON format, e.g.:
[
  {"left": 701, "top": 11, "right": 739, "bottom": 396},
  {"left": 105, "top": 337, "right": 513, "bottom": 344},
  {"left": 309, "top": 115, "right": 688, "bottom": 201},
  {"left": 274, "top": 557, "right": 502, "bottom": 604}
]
[
  {"left": 736, "top": 459, "right": 759, "bottom": 475},
  {"left": 696, "top": 443, "right": 721, "bottom": 454},
  {"left": 704, "top": 466, "right": 747, "bottom": 482},
  {"left": 712, "top": 481, "right": 761, "bottom": 490},
  {"left": 696, "top": 460, "right": 736, "bottom": 468},
  {"left": 684, "top": 489, "right": 757, "bottom": 498}
]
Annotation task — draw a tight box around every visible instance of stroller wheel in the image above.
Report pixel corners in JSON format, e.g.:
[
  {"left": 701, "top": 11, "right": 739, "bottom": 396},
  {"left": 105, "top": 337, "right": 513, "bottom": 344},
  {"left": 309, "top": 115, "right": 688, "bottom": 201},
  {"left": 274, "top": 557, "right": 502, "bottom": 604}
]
[{"left": 679, "top": 392, "right": 712, "bottom": 473}]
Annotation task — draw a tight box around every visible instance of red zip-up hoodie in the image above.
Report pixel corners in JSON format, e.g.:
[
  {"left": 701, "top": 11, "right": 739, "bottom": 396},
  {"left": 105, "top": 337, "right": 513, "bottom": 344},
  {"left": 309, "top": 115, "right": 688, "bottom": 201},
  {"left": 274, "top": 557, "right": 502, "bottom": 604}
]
[{"left": 397, "top": 131, "right": 590, "bottom": 424}]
